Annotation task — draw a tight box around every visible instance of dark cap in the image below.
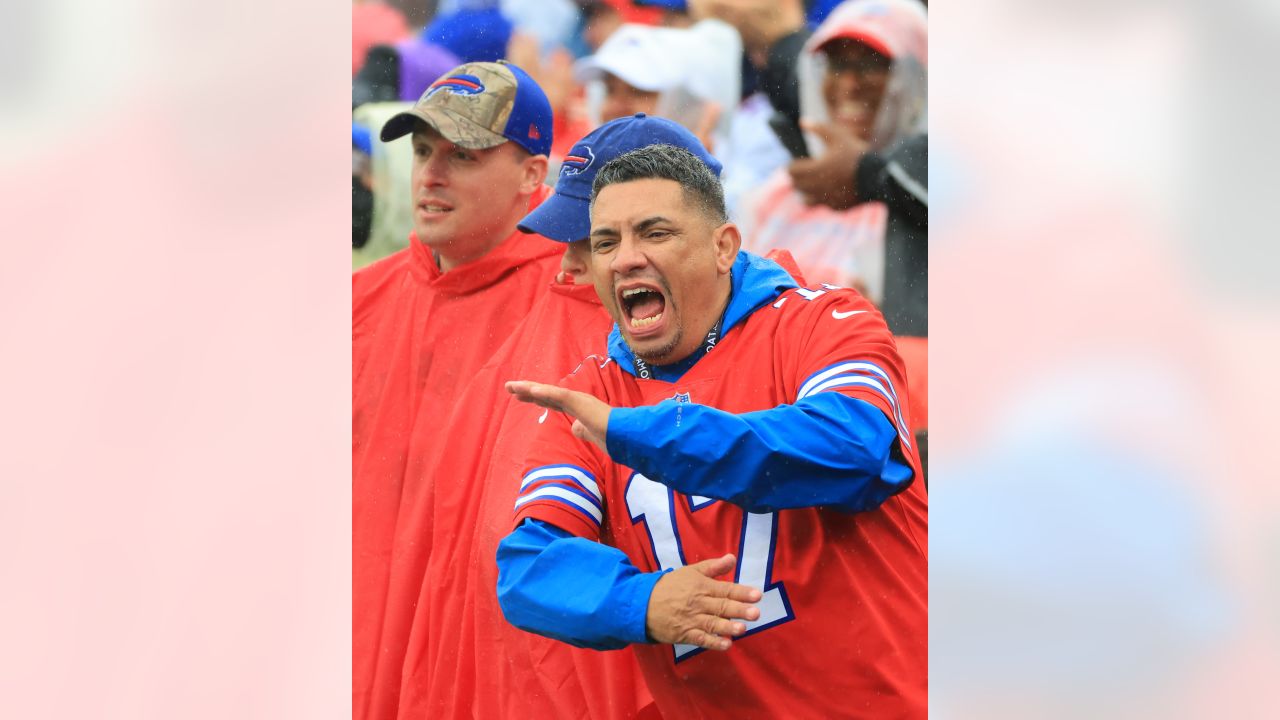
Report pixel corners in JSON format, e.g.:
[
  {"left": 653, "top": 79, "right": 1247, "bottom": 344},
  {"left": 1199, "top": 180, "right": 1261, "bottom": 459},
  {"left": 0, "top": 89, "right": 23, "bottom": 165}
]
[{"left": 517, "top": 113, "right": 721, "bottom": 242}]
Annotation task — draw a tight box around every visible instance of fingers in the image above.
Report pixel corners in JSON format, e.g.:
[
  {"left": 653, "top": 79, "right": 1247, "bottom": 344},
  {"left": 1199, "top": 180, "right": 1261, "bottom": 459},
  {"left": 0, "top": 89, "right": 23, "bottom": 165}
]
[
  {"left": 684, "top": 628, "right": 734, "bottom": 652},
  {"left": 690, "top": 553, "right": 737, "bottom": 579},
  {"left": 505, "top": 380, "right": 546, "bottom": 405},
  {"left": 798, "top": 119, "right": 830, "bottom": 142},
  {"left": 713, "top": 596, "right": 762, "bottom": 622},
  {"left": 505, "top": 381, "right": 569, "bottom": 410},
  {"left": 688, "top": 555, "right": 764, "bottom": 619},
  {"left": 682, "top": 610, "right": 752, "bottom": 652},
  {"left": 646, "top": 559, "right": 765, "bottom": 652},
  {"left": 570, "top": 419, "right": 607, "bottom": 453},
  {"left": 799, "top": 119, "right": 853, "bottom": 146}
]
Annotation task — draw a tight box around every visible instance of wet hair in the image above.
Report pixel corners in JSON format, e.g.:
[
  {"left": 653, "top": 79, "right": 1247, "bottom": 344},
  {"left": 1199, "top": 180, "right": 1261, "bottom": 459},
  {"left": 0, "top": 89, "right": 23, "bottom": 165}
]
[{"left": 590, "top": 144, "right": 727, "bottom": 224}]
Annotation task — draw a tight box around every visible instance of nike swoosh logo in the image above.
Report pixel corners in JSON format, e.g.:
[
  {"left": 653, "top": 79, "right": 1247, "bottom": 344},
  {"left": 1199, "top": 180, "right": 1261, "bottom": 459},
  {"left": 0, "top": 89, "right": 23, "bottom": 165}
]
[
  {"left": 832, "top": 309, "right": 867, "bottom": 319},
  {"left": 538, "top": 408, "right": 549, "bottom": 424}
]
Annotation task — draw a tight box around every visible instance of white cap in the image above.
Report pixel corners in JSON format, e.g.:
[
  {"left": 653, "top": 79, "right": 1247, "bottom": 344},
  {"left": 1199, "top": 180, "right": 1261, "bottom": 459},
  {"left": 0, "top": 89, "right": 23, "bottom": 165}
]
[{"left": 574, "top": 20, "right": 741, "bottom": 110}]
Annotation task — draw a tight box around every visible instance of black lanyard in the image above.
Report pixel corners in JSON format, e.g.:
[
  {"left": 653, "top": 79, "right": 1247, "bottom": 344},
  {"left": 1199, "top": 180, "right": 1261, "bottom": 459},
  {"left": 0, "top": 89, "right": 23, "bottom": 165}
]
[{"left": 632, "top": 312, "right": 724, "bottom": 380}]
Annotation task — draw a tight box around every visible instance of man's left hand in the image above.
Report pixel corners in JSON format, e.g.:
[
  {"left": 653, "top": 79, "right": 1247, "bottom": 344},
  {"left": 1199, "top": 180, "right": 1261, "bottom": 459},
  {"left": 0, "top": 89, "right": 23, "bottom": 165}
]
[{"left": 506, "top": 381, "right": 612, "bottom": 453}]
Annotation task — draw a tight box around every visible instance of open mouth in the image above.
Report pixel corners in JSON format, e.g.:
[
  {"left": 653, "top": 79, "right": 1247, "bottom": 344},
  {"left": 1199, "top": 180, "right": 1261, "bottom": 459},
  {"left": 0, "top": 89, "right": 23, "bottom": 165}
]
[{"left": 618, "top": 283, "right": 668, "bottom": 333}]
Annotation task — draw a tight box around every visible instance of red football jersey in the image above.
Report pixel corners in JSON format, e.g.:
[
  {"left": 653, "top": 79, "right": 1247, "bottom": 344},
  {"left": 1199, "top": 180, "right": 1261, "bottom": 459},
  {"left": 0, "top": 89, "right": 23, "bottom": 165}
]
[{"left": 514, "top": 284, "right": 928, "bottom": 719}]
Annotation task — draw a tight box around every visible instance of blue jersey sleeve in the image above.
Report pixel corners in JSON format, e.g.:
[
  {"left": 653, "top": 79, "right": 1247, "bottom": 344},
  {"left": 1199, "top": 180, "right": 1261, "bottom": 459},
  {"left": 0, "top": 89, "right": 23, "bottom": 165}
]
[
  {"left": 605, "top": 392, "right": 913, "bottom": 514},
  {"left": 496, "top": 518, "right": 667, "bottom": 650}
]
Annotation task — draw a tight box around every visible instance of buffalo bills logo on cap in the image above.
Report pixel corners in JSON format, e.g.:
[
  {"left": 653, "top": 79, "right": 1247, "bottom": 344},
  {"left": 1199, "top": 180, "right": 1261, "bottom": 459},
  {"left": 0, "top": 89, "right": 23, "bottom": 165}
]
[
  {"left": 426, "top": 74, "right": 486, "bottom": 98},
  {"left": 560, "top": 146, "right": 595, "bottom": 177}
]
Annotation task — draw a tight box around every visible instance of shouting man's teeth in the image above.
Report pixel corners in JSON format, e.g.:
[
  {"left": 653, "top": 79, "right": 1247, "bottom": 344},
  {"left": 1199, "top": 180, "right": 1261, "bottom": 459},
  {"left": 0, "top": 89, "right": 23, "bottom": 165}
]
[
  {"left": 620, "top": 286, "right": 666, "bottom": 329},
  {"left": 629, "top": 313, "right": 663, "bottom": 328}
]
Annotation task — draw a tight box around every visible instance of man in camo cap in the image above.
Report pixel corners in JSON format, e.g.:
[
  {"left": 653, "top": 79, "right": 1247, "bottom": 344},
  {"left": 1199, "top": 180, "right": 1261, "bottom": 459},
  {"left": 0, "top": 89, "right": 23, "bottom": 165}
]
[{"left": 352, "top": 60, "right": 564, "bottom": 720}]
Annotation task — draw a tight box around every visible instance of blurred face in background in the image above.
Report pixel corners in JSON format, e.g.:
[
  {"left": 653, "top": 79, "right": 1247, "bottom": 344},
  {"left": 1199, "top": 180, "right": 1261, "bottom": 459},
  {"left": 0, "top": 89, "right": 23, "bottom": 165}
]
[
  {"left": 601, "top": 73, "right": 660, "bottom": 122},
  {"left": 583, "top": 5, "right": 623, "bottom": 51},
  {"left": 821, "top": 39, "right": 892, "bottom": 142}
]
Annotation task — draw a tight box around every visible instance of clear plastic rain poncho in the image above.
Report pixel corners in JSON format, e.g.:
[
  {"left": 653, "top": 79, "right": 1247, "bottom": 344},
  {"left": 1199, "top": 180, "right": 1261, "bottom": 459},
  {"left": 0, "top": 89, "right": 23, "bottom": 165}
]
[
  {"left": 740, "top": 0, "right": 927, "bottom": 302},
  {"left": 797, "top": 0, "right": 928, "bottom": 155}
]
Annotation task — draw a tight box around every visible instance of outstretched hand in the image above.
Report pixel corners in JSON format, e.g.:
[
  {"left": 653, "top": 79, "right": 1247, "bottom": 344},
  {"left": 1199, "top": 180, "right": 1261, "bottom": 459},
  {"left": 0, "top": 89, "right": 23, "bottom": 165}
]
[
  {"left": 646, "top": 554, "right": 763, "bottom": 652},
  {"left": 506, "top": 380, "right": 612, "bottom": 453}
]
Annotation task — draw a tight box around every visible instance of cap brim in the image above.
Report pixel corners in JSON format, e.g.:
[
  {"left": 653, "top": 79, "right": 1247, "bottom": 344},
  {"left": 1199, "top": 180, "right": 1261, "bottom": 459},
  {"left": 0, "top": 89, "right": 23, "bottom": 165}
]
[
  {"left": 379, "top": 105, "right": 509, "bottom": 149},
  {"left": 573, "top": 53, "right": 668, "bottom": 93},
  {"left": 516, "top": 191, "right": 592, "bottom": 243},
  {"left": 571, "top": 56, "right": 605, "bottom": 86},
  {"left": 813, "top": 29, "right": 896, "bottom": 61}
]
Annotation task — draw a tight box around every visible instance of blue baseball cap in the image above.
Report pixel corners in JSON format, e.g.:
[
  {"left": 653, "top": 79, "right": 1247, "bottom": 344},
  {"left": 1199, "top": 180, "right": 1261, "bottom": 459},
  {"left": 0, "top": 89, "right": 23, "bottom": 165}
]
[
  {"left": 518, "top": 113, "right": 722, "bottom": 242},
  {"left": 380, "top": 60, "right": 553, "bottom": 157}
]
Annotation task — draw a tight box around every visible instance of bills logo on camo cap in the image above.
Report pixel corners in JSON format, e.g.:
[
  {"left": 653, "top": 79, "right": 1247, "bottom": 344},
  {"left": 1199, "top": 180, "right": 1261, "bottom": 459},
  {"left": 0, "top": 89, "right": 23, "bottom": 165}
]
[
  {"left": 560, "top": 146, "right": 595, "bottom": 177},
  {"left": 426, "top": 73, "right": 487, "bottom": 98}
]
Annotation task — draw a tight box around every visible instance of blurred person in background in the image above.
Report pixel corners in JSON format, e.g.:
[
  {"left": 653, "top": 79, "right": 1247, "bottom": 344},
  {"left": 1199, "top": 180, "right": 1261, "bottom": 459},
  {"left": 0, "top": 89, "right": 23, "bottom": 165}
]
[
  {"left": 352, "top": 36, "right": 460, "bottom": 108},
  {"left": 502, "top": 0, "right": 582, "bottom": 55},
  {"left": 575, "top": 19, "right": 738, "bottom": 136},
  {"left": 352, "top": 60, "right": 562, "bottom": 720},
  {"left": 634, "top": 0, "right": 695, "bottom": 27},
  {"left": 735, "top": 0, "right": 927, "bottom": 307},
  {"left": 424, "top": 0, "right": 515, "bottom": 63},
  {"left": 434, "top": 0, "right": 582, "bottom": 55},
  {"left": 353, "top": 124, "right": 375, "bottom": 249},
  {"left": 791, "top": 126, "right": 928, "bottom": 336},
  {"left": 712, "top": 0, "right": 928, "bottom": 461},
  {"left": 574, "top": 18, "right": 790, "bottom": 218},
  {"left": 688, "top": 0, "right": 807, "bottom": 120},
  {"left": 575, "top": 0, "right": 664, "bottom": 54},
  {"left": 353, "top": 0, "right": 411, "bottom": 77},
  {"left": 351, "top": 102, "right": 421, "bottom": 268}
]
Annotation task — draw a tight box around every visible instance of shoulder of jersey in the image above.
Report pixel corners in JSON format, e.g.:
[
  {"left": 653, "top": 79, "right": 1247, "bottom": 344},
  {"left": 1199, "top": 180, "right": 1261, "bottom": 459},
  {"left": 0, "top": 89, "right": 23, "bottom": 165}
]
[
  {"left": 563, "top": 353, "right": 616, "bottom": 381},
  {"left": 770, "top": 283, "right": 879, "bottom": 320}
]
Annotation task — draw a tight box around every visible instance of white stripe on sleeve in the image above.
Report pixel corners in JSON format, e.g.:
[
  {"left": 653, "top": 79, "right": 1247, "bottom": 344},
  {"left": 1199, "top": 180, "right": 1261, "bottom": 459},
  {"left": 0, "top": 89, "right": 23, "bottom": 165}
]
[
  {"left": 514, "top": 486, "right": 604, "bottom": 524},
  {"left": 519, "top": 465, "right": 602, "bottom": 501}
]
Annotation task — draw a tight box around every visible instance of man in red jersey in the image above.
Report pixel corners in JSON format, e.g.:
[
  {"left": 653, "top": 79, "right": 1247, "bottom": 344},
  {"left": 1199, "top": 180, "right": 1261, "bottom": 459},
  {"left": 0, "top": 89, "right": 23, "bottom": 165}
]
[
  {"left": 351, "top": 60, "right": 562, "bottom": 720},
  {"left": 395, "top": 114, "right": 726, "bottom": 720},
  {"left": 497, "top": 143, "right": 927, "bottom": 718}
]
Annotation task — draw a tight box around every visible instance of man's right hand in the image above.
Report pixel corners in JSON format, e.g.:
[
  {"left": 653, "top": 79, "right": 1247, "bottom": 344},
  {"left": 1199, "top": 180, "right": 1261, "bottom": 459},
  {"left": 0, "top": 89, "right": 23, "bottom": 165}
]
[{"left": 645, "top": 554, "right": 762, "bottom": 652}]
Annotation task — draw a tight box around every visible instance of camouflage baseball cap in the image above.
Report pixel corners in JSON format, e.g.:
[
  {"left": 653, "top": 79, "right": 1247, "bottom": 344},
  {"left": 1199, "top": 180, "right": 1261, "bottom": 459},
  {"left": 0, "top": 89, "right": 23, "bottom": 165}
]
[{"left": 379, "top": 60, "right": 553, "bottom": 157}]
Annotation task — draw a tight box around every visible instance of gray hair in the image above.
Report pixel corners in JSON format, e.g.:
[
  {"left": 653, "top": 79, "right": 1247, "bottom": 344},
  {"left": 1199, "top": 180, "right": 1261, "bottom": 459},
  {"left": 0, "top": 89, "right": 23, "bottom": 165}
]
[{"left": 590, "top": 144, "right": 728, "bottom": 224}]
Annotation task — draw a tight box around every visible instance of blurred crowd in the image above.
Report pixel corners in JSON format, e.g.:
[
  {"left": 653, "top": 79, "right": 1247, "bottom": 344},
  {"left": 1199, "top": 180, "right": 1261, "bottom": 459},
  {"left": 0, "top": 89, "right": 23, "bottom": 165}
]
[{"left": 352, "top": 0, "right": 927, "bottom": 349}]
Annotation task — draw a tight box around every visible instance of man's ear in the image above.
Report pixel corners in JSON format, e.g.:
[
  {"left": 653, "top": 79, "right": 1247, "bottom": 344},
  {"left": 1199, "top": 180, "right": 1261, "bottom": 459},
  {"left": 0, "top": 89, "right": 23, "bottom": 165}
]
[
  {"left": 520, "top": 154, "right": 549, "bottom": 194},
  {"left": 712, "top": 222, "right": 741, "bottom": 275}
]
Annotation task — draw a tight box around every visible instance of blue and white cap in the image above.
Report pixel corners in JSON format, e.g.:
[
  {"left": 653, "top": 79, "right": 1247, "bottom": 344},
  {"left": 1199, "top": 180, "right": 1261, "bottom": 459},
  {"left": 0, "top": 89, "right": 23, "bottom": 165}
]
[{"left": 518, "top": 113, "right": 722, "bottom": 242}]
